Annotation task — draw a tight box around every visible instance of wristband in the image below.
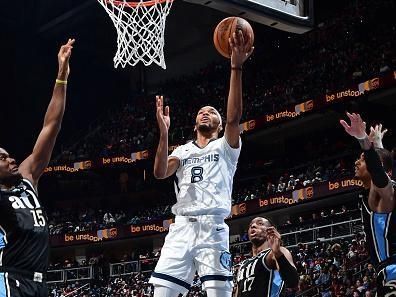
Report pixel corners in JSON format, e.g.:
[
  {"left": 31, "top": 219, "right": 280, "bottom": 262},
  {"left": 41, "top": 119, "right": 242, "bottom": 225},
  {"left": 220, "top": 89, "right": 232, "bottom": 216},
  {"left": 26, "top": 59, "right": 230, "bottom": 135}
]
[
  {"left": 355, "top": 135, "right": 372, "bottom": 151},
  {"left": 231, "top": 66, "right": 243, "bottom": 71},
  {"left": 56, "top": 79, "right": 68, "bottom": 85},
  {"left": 275, "top": 254, "right": 299, "bottom": 287},
  {"left": 356, "top": 134, "right": 368, "bottom": 140},
  {"left": 363, "top": 146, "right": 390, "bottom": 188}
]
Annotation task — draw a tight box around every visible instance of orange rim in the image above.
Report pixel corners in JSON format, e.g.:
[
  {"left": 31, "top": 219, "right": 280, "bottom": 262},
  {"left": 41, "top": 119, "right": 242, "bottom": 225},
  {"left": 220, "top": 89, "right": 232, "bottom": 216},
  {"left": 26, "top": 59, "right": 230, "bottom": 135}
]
[{"left": 108, "top": 0, "right": 173, "bottom": 7}]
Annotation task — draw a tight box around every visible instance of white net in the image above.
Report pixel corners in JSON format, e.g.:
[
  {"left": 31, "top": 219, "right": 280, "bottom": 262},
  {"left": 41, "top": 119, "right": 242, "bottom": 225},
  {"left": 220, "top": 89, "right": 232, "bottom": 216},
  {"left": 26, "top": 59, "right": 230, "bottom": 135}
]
[{"left": 97, "top": 0, "right": 173, "bottom": 69}]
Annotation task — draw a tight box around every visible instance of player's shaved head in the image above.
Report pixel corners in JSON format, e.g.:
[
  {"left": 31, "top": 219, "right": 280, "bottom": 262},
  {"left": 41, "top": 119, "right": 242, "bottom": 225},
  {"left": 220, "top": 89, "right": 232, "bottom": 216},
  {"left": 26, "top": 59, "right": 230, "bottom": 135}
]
[
  {"left": 0, "top": 148, "right": 22, "bottom": 186},
  {"left": 249, "top": 217, "right": 273, "bottom": 228}
]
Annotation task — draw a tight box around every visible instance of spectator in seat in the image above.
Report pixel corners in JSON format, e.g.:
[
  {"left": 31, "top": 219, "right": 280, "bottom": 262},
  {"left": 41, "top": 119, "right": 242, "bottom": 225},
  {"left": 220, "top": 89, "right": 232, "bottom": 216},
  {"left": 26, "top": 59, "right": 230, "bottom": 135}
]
[
  {"left": 277, "top": 177, "right": 286, "bottom": 192},
  {"left": 315, "top": 267, "right": 331, "bottom": 287},
  {"left": 266, "top": 182, "right": 276, "bottom": 196},
  {"left": 286, "top": 175, "right": 296, "bottom": 191},
  {"left": 103, "top": 212, "right": 115, "bottom": 226},
  {"left": 313, "top": 172, "right": 323, "bottom": 184},
  {"left": 365, "top": 263, "right": 376, "bottom": 279}
]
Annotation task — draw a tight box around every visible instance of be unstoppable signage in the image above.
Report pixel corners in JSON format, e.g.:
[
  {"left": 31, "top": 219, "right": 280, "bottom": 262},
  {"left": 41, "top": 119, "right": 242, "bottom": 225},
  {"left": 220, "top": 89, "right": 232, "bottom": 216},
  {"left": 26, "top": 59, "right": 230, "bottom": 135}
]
[
  {"left": 50, "top": 178, "right": 363, "bottom": 247},
  {"left": 239, "top": 71, "right": 396, "bottom": 133},
  {"left": 44, "top": 72, "right": 396, "bottom": 174},
  {"left": 44, "top": 146, "right": 180, "bottom": 174},
  {"left": 44, "top": 151, "right": 150, "bottom": 174},
  {"left": 229, "top": 177, "right": 364, "bottom": 217},
  {"left": 50, "top": 219, "right": 173, "bottom": 247}
]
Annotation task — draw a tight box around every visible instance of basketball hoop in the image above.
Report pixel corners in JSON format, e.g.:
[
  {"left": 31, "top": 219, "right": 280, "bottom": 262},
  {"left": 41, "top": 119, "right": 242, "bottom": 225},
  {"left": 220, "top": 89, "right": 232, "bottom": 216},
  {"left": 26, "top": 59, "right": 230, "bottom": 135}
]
[{"left": 97, "top": 0, "right": 174, "bottom": 69}]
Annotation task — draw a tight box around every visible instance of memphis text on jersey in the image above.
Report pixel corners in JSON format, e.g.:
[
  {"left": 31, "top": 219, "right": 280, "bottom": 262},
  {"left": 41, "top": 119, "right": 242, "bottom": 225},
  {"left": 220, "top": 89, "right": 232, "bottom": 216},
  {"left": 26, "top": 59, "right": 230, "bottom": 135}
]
[{"left": 181, "top": 153, "right": 220, "bottom": 166}]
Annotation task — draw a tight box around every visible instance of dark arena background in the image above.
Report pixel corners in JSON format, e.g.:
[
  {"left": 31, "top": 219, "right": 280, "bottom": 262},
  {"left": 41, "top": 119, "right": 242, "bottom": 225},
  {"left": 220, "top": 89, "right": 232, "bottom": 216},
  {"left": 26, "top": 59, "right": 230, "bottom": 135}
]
[{"left": 0, "top": 0, "right": 396, "bottom": 296}]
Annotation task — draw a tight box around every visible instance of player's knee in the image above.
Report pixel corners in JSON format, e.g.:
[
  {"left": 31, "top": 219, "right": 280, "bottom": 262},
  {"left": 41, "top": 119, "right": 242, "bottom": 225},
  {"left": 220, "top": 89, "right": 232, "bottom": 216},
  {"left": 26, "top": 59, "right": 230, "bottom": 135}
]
[{"left": 153, "top": 285, "right": 182, "bottom": 297}]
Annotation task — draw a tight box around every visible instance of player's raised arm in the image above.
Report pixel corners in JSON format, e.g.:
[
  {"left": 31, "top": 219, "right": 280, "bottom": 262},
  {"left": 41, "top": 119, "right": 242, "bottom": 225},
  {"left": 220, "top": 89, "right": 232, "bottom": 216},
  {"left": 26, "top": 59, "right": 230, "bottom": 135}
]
[
  {"left": 225, "top": 30, "right": 254, "bottom": 148},
  {"left": 368, "top": 123, "right": 387, "bottom": 149},
  {"left": 19, "top": 38, "right": 75, "bottom": 187},
  {"left": 153, "top": 95, "right": 179, "bottom": 179},
  {"left": 266, "top": 227, "right": 298, "bottom": 288},
  {"left": 340, "top": 112, "right": 394, "bottom": 212}
]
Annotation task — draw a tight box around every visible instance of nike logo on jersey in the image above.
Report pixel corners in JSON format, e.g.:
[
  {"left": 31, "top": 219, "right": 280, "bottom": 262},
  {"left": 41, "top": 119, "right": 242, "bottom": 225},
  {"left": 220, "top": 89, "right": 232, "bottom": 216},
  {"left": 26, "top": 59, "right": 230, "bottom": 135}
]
[{"left": 216, "top": 227, "right": 225, "bottom": 231}]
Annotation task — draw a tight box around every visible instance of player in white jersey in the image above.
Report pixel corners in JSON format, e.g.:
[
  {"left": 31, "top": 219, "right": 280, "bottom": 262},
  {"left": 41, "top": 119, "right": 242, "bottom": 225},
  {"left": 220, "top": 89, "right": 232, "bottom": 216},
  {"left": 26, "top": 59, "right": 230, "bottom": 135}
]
[{"left": 149, "top": 30, "right": 254, "bottom": 297}]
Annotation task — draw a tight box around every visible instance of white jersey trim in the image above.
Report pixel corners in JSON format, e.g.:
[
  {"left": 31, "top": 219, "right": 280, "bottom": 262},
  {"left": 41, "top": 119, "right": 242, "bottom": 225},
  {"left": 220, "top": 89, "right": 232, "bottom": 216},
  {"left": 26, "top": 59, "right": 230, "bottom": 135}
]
[
  {"left": 5, "top": 272, "right": 10, "bottom": 297},
  {"left": 385, "top": 213, "right": 391, "bottom": 258},
  {"left": 261, "top": 249, "right": 273, "bottom": 272},
  {"left": 267, "top": 269, "right": 274, "bottom": 297},
  {"left": 22, "top": 178, "right": 38, "bottom": 196},
  {"left": 370, "top": 212, "right": 381, "bottom": 262}
]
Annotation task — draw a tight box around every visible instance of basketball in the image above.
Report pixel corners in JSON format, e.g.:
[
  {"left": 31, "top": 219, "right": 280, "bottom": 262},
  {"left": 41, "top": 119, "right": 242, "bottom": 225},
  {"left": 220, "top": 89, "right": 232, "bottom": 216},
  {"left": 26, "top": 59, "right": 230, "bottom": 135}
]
[{"left": 213, "top": 17, "right": 254, "bottom": 59}]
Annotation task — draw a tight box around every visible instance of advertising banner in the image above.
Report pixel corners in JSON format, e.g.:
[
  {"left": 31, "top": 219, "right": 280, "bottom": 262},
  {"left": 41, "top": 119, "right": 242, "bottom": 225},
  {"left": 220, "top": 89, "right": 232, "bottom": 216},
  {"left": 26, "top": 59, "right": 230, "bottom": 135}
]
[{"left": 50, "top": 178, "right": 363, "bottom": 247}]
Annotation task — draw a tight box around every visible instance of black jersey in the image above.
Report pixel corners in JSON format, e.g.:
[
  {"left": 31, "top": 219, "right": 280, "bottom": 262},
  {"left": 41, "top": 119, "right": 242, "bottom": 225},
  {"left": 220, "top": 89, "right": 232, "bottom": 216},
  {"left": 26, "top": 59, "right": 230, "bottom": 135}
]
[
  {"left": 237, "top": 249, "right": 284, "bottom": 297},
  {"left": 0, "top": 179, "right": 48, "bottom": 273}
]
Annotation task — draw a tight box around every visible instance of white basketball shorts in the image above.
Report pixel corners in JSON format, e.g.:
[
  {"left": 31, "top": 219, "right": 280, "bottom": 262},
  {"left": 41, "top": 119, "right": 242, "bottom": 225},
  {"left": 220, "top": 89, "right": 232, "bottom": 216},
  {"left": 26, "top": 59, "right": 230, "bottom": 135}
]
[{"left": 149, "top": 215, "right": 233, "bottom": 294}]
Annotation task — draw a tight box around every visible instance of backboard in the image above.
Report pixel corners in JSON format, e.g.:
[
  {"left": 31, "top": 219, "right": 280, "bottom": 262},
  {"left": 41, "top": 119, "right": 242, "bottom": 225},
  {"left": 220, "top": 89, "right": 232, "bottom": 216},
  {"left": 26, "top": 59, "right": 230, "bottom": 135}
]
[{"left": 184, "top": 0, "right": 313, "bottom": 34}]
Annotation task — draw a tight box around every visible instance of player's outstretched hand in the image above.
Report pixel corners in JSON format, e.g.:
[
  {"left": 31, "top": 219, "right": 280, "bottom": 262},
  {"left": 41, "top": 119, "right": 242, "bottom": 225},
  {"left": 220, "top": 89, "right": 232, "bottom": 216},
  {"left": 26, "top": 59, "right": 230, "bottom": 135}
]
[
  {"left": 266, "top": 227, "right": 282, "bottom": 257},
  {"left": 229, "top": 30, "right": 254, "bottom": 68},
  {"left": 156, "top": 95, "right": 170, "bottom": 134},
  {"left": 57, "top": 38, "right": 75, "bottom": 81},
  {"left": 339, "top": 112, "right": 368, "bottom": 139},
  {"left": 368, "top": 123, "right": 387, "bottom": 149}
]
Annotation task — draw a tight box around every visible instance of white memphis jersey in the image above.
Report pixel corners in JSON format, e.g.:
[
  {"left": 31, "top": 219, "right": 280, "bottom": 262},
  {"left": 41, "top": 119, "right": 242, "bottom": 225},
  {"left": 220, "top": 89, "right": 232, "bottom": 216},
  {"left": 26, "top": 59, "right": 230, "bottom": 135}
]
[{"left": 169, "top": 136, "right": 241, "bottom": 218}]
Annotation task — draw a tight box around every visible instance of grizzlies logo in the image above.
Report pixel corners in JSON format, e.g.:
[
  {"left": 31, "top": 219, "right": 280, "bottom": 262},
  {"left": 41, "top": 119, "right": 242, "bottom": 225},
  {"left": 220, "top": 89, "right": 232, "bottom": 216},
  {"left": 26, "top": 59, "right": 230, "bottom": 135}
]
[{"left": 220, "top": 251, "right": 232, "bottom": 270}]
